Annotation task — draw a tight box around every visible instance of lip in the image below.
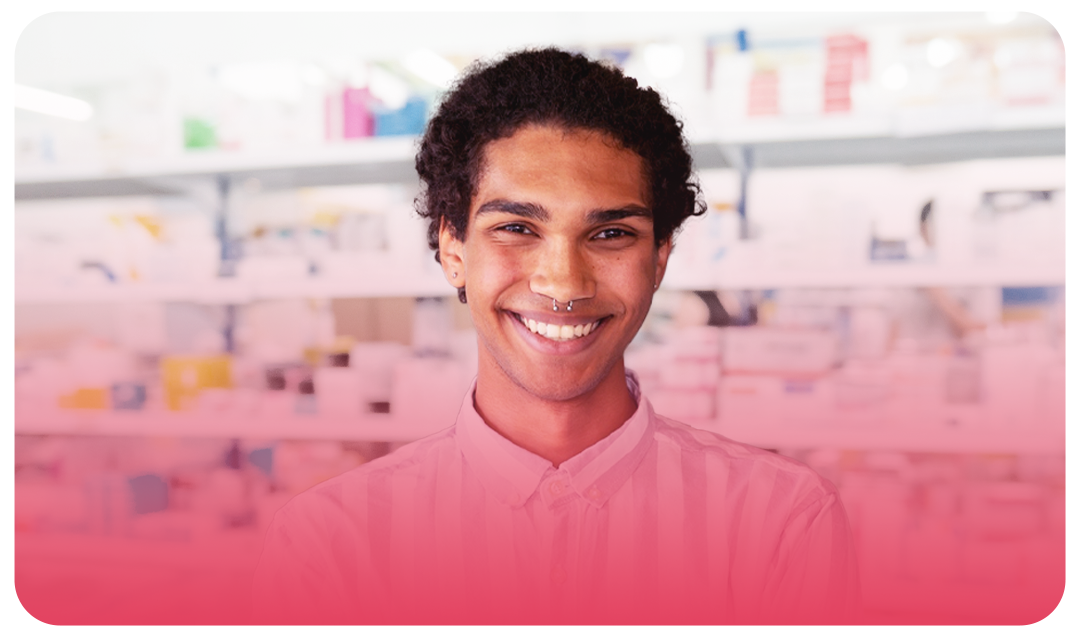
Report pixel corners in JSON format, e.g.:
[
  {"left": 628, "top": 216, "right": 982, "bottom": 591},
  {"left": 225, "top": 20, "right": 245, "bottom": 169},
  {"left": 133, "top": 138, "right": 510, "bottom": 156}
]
[
  {"left": 512, "top": 309, "right": 607, "bottom": 326},
  {"left": 503, "top": 310, "right": 609, "bottom": 355}
]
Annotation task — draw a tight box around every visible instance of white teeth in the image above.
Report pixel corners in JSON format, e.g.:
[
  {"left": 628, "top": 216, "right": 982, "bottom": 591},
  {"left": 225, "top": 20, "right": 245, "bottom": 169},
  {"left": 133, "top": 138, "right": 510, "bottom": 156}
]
[{"left": 518, "top": 314, "right": 600, "bottom": 342}]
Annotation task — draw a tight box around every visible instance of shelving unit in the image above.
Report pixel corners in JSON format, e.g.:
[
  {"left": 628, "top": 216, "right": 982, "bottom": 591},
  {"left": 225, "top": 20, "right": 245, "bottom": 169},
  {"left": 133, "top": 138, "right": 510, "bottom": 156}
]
[
  {"left": 13, "top": 122, "right": 1065, "bottom": 304},
  {"left": 14, "top": 126, "right": 1065, "bottom": 200},
  {"left": 14, "top": 408, "right": 445, "bottom": 443},
  {"left": 704, "top": 262, "right": 1065, "bottom": 290},
  {"left": 13, "top": 271, "right": 454, "bottom": 305},
  {"left": 14, "top": 405, "right": 1064, "bottom": 455},
  {"left": 15, "top": 263, "right": 1063, "bottom": 305},
  {"left": 14, "top": 136, "right": 420, "bottom": 199}
]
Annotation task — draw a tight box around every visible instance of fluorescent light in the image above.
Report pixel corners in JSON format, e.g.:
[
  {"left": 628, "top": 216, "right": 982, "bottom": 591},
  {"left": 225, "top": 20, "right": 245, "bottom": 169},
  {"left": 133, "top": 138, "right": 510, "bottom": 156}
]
[
  {"left": 881, "top": 64, "right": 909, "bottom": 91},
  {"left": 402, "top": 49, "right": 458, "bottom": 89},
  {"left": 642, "top": 43, "right": 684, "bottom": 79},
  {"left": 14, "top": 84, "right": 93, "bottom": 121}
]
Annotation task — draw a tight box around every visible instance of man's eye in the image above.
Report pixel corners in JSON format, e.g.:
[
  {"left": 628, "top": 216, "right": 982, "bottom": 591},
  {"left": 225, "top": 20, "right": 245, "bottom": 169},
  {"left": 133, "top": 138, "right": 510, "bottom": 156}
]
[
  {"left": 594, "top": 228, "right": 634, "bottom": 240},
  {"left": 498, "top": 223, "right": 533, "bottom": 235}
]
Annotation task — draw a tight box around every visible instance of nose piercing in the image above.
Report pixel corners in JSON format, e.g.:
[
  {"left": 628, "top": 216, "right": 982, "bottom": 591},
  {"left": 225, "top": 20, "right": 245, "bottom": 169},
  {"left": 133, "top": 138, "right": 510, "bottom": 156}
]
[{"left": 552, "top": 299, "right": 574, "bottom": 312}]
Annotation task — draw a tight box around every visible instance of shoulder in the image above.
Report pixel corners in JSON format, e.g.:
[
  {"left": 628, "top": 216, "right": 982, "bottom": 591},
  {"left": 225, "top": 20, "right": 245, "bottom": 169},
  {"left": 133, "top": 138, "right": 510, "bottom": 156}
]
[
  {"left": 649, "top": 412, "right": 839, "bottom": 504},
  {"left": 274, "top": 426, "right": 460, "bottom": 521}
]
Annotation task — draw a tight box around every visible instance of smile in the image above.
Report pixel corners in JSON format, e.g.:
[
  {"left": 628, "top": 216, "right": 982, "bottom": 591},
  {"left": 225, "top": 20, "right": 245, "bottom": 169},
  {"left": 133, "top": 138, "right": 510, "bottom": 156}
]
[{"left": 512, "top": 312, "right": 602, "bottom": 342}]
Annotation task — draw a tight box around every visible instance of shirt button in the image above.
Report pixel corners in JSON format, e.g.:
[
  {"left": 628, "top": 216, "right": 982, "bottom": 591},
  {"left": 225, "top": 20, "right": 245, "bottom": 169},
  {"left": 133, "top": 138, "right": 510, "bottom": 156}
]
[
  {"left": 548, "top": 480, "right": 565, "bottom": 496},
  {"left": 551, "top": 565, "right": 567, "bottom": 585},
  {"left": 586, "top": 485, "right": 603, "bottom": 501}
]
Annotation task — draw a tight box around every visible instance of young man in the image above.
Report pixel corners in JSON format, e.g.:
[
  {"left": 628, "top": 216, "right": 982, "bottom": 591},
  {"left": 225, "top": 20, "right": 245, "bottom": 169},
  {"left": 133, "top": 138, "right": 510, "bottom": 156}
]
[{"left": 253, "top": 48, "right": 858, "bottom": 625}]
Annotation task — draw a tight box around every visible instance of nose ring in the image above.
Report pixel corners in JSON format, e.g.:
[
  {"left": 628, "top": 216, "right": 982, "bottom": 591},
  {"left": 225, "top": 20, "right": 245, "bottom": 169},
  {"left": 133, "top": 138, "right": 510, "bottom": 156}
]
[{"left": 552, "top": 299, "right": 574, "bottom": 312}]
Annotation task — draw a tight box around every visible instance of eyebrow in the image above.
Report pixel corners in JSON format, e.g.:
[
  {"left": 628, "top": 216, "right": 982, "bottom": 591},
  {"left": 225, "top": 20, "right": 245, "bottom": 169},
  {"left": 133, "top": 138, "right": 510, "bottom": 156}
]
[
  {"left": 475, "top": 199, "right": 548, "bottom": 221},
  {"left": 475, "top": 199, "right": 652, "bottom": 224}
]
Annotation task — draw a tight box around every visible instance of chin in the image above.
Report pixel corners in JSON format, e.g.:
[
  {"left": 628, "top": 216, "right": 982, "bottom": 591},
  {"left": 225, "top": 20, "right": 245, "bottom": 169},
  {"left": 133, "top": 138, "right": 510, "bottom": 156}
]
[{"left": 500, "top": 358, "right": 616, "bottom": 403}]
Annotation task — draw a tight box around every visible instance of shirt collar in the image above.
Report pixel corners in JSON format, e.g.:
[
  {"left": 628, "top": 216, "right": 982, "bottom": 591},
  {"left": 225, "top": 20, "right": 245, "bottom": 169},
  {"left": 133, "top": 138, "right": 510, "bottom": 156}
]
[{"left": 453, "top": 372, "right": 656, "bottom": 509}]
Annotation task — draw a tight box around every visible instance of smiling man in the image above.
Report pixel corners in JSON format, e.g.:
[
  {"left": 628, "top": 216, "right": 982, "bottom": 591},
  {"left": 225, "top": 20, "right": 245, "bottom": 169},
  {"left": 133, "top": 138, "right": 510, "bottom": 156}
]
[{"left": 253, "top": 48, "right": 858, "bottom": 625}]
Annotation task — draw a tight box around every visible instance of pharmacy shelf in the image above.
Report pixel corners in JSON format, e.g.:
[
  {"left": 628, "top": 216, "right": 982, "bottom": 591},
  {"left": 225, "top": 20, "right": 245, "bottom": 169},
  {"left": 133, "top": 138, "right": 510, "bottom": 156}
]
[
  {"left": 705, "top": 263, "right": 1065, "bottom": 290},
  {"left": 14, "top": 136, "right": 421, "bottom": 199},
  {"left": 15, "top": 407, "right": 1063, "bottom": 454},
  {"left": 14, "top": 126, "right": 1065, "bottom": 200},
  {"left": 14, "top": 272, "right": 454, "bottom": 304},
  {"left": 728, "top": 126, "right": 1066, "bottom": 169},
  {"left": 695, "top": 419, "right": 1064, "bottom": 456},
  {"left": 14, "top": 408, "right": 448, "bottom": 443},
  {"left": 14, "top": 262, "right": 1064, "bottom": 305}
]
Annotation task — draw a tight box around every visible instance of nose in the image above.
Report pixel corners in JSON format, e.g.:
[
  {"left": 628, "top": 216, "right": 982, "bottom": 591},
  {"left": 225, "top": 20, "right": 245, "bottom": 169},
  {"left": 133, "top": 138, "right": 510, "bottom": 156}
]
[{"left": 529, "top": 238, "right": 596, "bottom": 305}]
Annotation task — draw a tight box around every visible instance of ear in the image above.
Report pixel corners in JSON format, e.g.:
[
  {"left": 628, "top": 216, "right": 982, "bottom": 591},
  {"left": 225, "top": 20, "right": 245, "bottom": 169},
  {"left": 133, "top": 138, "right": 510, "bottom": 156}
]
[
  {"left": 438, "top": 219, "right": 466, "bottom": 289},
  {"left": 653, "top": 237, "right": 673, "bottom": 290}
]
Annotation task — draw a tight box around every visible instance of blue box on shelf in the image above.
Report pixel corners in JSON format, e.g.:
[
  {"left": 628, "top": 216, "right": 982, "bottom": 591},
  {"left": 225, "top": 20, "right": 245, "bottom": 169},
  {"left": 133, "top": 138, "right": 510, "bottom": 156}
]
[{"left": 373, "top": 97, "right": 427, "bottom": 136}]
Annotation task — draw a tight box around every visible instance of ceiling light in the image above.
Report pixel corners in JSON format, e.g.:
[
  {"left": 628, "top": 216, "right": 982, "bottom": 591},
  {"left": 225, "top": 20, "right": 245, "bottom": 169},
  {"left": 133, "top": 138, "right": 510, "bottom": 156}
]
[
  {"left": 14, "top": 84, "right": 93, "bottom": 121},
  {"left": 402, "top": 49, "right": 458, "bottom": 89}
]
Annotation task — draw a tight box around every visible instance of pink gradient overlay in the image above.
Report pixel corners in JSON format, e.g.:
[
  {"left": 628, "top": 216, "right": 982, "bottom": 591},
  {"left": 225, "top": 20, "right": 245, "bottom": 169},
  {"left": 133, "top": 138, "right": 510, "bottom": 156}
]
[{"left": 14, "top": 345, "right": 1066, "bottom": 624}]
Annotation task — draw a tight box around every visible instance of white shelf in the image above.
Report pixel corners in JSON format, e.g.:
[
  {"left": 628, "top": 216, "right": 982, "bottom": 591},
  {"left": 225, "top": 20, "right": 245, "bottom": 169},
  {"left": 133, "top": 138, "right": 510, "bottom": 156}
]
[
  {"left": 707, "top": 263, "right": 1065, "bottom": 290},
  {"left": 15, "top": 261, "right": 1063, "bottom": 305},
  {"left": 14, "top": 272, "right": 455, "bottom": 304},
  {"left": 15, "top": 406, "right": 1062, "bottom": 454},
  {"left": 712, "top": 104, "right": 1065, "bottom": 145},
  {"left": 15, "top": 408, "right": 448, "bottom": 443},
  {"left": 14, "top": 125, "right": 1065, "bottom": 200},
  {"left": 652, "top": 259, "right": 1064, "bottom": 293},
  {"left": 16, "top": 135, "right": 421, "bottom": 191},
  {"left": 695, "top": 418, "right": 1063, "bottom": 456}
]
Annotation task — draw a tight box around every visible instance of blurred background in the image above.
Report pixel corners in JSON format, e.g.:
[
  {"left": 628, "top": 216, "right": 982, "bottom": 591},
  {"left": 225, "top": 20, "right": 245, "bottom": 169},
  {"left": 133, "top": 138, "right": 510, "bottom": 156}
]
[{"left": 13, "top": 12, "right": 1065, "bottom": 624}]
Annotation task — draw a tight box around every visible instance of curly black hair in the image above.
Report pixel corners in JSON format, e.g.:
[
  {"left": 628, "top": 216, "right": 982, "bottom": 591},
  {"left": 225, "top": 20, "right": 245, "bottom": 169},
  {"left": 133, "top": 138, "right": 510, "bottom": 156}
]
[{"left": 415, "top": 47, "right": 706, "bottom": 267}]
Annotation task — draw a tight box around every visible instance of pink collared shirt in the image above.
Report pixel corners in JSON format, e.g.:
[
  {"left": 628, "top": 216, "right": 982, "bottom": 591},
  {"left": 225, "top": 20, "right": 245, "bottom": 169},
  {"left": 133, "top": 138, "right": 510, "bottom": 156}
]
[{"left": 252, "top": 375, "right": 858, "bottom": 624}]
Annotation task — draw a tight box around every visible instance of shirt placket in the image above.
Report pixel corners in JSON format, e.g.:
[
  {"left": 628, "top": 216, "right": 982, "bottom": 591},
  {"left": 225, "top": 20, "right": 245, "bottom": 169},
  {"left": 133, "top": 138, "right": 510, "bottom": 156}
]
[{"left": 539, "top": 470, "right": 578, "bottom": 615}]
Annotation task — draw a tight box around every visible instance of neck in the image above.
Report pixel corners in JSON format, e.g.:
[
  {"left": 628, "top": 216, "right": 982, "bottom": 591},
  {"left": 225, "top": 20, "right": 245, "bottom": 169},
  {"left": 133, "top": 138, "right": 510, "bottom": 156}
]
[{"left": 473, "top": 360, "right": 637, "bottom": 467}]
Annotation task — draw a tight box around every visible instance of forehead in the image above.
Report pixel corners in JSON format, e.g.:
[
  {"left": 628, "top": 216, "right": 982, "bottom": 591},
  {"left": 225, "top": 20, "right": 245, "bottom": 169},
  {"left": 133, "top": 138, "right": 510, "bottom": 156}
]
[{"left": 473, "top": 124, "right": 649, "bottom": 211}]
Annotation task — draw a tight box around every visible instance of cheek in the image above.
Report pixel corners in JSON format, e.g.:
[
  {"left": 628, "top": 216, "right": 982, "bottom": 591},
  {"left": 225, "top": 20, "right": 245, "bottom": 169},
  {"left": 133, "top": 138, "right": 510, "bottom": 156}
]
[
  {"left": 465, "top": 243, "right": 528, "bottom": 297},
  {"left": 599, "top": 252, "right": 657, "bottom": 295}
]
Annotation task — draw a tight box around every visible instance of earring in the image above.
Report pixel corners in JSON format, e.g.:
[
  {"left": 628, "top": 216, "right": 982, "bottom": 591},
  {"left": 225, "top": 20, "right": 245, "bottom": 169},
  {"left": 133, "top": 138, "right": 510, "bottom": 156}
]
[{"left": 452, "top": 271, "right": 458, "bottom": 279}]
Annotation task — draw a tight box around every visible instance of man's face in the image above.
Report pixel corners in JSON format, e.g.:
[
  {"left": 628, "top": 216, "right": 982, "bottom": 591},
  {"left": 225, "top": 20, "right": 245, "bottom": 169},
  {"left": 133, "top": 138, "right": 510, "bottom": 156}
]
[{"left": 439, "top": 124, "right": 671, "bottom": 402}]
